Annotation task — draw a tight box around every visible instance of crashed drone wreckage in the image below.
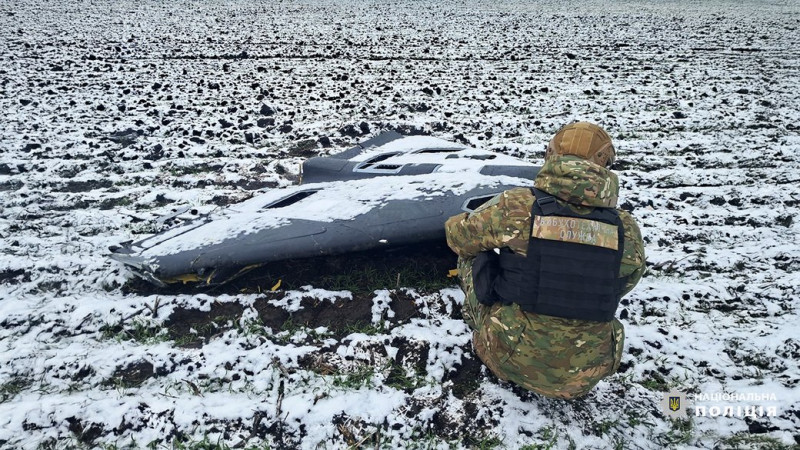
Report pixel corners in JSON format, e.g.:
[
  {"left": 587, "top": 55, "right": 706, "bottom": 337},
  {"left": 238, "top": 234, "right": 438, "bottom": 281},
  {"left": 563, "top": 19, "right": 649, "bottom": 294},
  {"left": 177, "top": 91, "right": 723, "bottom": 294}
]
[{"left": 110, "top": 131, "right": 541, "bottom": 286}]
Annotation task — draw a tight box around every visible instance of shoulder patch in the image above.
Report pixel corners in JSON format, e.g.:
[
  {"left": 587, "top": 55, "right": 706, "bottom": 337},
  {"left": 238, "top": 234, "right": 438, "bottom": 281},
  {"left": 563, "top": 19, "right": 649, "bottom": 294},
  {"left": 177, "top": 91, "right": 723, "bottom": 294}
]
[{"left": 532, "top": 215, "right": 619, "bottom": 250}]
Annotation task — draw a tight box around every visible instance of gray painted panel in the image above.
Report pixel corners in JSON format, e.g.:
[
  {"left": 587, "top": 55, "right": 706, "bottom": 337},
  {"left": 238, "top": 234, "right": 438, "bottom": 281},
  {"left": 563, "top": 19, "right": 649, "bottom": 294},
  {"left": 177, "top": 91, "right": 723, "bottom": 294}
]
[{"left": 112, "top": 131, "right": 541, "bottom": 285}]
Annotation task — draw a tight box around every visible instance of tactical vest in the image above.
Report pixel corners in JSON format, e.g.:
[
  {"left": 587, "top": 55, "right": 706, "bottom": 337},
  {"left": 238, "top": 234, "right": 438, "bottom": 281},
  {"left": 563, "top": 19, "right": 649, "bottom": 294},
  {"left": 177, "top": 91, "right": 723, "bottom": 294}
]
[{"left": 491, "top": 188, "right": 625, "bottom": 322}]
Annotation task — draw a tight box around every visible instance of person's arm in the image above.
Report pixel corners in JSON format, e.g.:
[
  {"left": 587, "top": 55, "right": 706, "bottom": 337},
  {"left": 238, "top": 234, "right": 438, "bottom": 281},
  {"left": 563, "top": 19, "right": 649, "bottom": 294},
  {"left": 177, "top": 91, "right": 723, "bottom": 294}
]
[
  {"left": 445, "top": 188, "right": 533, "bottom": 259},
  {"left": 618, "top": 210, "right": 646, "bottom": 296}
]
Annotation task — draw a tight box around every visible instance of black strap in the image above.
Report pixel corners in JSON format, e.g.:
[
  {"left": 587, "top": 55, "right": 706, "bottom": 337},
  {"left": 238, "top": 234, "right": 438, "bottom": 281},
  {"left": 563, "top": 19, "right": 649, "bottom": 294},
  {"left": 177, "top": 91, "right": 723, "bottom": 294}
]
[{"left": 531, "top": 188, "right": 560, "bottom": 216}]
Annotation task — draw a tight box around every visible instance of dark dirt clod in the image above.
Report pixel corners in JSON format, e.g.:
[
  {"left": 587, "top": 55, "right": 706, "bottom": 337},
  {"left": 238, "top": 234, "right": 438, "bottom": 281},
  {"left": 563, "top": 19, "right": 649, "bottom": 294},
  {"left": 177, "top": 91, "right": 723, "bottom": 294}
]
[
  {"left": 287, "top": 139, "right": 318, "bottom": 157},
  {"left": 338, "top": 124, "right": 360, "bottom": 137},
  {"left": 260, "top": 104, "right": 275, "bottom": 116},
  {"left": 110, "top": 360, "right": 155, "bottom": 387},
  {"left": 108, "top": 128, "right": 143, "bottom": 147},
  {"left": 52, "top": 179, "right": 113, "bottom": 193},
  {"left": 166, "top": 302, "right": 245, "bottom": 347},
  {"left": 389, "top": 290, "right": 420, "bottom": 323},
  {"left": 256, "top": 294, "right": 373, "bottom": 336},
  {"left": 445, "top": 353, "right": 484, "bottom": 399},
  {"left": 66, "top": 417, "right": 104, "bottom": 445},
  {"left": 392, "top": 336, "right": 430, "bottom": 376},
  {"left": 318, "top": 135, "right": 332, "bottom": 147},
  {"left": 0, "top": 269, "right": 31, "bottom": 284}
]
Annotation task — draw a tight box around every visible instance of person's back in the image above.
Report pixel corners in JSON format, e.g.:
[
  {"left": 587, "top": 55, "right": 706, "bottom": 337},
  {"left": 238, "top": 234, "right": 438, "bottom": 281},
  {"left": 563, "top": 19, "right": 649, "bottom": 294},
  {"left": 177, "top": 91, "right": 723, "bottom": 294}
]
[{"left": 445, "top": 122, "right": 645, "bottom": 399}]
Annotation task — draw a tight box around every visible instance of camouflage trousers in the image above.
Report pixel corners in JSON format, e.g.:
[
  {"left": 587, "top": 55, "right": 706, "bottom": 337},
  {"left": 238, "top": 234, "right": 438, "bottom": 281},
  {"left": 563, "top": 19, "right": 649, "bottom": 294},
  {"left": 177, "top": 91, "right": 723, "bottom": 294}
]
[{"left": 457, "top": 256, "right": 625, "bottom": 399}]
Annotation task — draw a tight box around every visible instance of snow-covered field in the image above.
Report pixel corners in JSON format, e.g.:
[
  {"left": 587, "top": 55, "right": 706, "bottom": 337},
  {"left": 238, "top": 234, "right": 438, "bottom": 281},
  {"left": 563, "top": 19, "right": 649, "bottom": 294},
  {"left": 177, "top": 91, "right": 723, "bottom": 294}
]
[{"left": 1, "top": 0, "right": 799, "bottom": 448}]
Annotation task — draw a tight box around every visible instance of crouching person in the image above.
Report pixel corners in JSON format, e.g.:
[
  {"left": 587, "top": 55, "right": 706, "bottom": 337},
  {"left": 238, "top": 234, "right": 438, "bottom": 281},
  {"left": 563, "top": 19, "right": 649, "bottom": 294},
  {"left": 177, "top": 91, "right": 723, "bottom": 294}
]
[{"left": 445, "top": 122, "right": 645, "bottom": 399}]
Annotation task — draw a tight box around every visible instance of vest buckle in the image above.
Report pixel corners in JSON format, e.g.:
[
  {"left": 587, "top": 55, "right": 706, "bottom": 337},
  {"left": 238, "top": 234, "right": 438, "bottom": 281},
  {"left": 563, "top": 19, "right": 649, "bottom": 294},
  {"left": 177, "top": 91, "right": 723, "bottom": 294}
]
[{"left": 535, "top": 193, "right": 559, "bottom": 216}]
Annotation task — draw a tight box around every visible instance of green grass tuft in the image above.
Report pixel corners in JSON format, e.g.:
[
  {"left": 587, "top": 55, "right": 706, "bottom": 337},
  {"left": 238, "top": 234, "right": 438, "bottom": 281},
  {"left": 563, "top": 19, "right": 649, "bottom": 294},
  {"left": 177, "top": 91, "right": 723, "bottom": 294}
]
[
  {"left": 0, "top": 378, "right": 32, "bottom": 403},
  {"left": 102, "top": 319, "right": 169, "bottom": 345},
  {"left": 464, "top": 434, "right": 503, "bottom": 450},
  {"left": 332, "top": 365, "right": 377, "bottom": 390},
  {"left": 521, "top": 425, "right": 559, "bottom": 450},
  {"left": 655, "top": 418, "right": 694, "bottom": 447},
  {"left": 715, "top": 433, "right": 793, "bottom": 450},
  {"left": 344, "top": 320, "right": 385, "bottom": 336}
]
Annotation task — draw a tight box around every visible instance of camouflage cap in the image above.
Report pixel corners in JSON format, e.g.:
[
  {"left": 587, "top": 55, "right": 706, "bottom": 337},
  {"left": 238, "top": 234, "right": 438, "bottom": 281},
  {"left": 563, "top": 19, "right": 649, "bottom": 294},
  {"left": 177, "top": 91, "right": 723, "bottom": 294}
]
[{"left": 545, "top": 122, "right": 616, "bottom": 168}]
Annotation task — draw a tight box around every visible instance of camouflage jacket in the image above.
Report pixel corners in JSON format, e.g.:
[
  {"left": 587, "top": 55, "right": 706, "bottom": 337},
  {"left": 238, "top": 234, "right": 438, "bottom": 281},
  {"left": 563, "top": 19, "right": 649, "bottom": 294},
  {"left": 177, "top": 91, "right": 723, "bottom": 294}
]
[{"left": 445, "top": 155, "right": 646, "bottom": 398}]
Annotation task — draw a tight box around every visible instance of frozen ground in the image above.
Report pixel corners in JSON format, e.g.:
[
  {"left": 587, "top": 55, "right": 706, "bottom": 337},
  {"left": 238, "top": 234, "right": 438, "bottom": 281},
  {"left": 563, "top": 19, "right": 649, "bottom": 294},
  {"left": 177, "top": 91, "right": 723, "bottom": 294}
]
[{"left": 1, "top": 0, "right": 799, "bottom": 448}]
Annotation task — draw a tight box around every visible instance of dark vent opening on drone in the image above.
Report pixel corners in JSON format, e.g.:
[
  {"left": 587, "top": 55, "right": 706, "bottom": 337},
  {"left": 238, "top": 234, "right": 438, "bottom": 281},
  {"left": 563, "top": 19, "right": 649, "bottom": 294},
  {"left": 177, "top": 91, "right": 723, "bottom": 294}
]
[
  {"left": 265, "top": 190, "right": 319, "bottom": 209},
  {"left": 358, "top": 152, "right": 399, "bottom": 170},
  {"left": 415, "top": 148, "right": 462, "bottom": 154}
]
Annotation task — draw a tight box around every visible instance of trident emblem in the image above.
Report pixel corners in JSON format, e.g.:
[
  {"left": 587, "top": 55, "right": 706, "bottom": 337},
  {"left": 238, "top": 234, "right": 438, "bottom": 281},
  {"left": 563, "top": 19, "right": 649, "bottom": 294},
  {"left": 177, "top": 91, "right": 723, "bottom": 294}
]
[{"left": 662, "top": 390, "right": 688, "bottom": 418}]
